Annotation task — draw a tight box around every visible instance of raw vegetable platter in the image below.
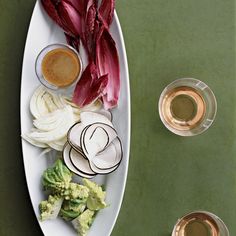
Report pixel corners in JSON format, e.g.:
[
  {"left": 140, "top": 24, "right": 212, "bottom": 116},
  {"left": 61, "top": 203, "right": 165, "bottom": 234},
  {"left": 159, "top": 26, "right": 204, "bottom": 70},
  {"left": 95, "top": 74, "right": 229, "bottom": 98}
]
[{"left": 20, "top": 1, "right": 130, "bottom": 235}]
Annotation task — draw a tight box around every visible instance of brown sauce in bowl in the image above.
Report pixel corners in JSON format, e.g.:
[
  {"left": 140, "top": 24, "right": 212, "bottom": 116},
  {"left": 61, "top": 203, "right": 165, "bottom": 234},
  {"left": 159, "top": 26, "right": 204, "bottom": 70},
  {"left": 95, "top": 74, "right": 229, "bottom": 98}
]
[{"left": 41, "top": 48, "right": 81, "bottom": 88}]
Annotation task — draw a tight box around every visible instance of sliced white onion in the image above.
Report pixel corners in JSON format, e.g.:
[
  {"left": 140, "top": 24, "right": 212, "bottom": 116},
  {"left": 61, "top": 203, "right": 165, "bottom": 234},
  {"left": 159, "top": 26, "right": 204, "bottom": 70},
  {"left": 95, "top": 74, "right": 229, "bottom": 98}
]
[
  {"left": 33, "top": 109, "right": 67, "bottom": 131},
  {"left": 30, "top": 86, "right": 48, "bottom": 118},
  {"left": 48, "top": 137, "right": 67, "bottom": 151},
  {"left": 48, "top": 137, "right": 67, "bottom": 152},
  {"left": 54, "top": 136, "right": 67, "bottom": 146},
  {"left": 46, "top": 90, "right": 66, "bottom": 111},
  {"left": 21, "top": 133, "right": 48, "bottom": 148},
  {"left": 30, "top": 86, "right": 67, "bottom": 119},
  {"left": 28, "top": 106, "right": 74, "bottom": 143},
  {"left": 26, "top": 86, "right": 120, "bottom": 161}
]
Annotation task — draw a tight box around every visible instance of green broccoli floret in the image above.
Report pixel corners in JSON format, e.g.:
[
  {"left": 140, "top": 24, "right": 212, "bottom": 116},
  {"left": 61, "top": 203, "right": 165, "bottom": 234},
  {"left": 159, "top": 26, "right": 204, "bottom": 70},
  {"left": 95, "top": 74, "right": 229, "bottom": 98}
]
[
  {"left": 63, "top": 183, "right": 89, "bottom": 200},
  {"left": 72, "top": 209, "right": 95, "bottom": 236},
  {"left": 38, "top": 159, "right": 108, "bottom": 236},
  {"left": 39, "top": 195, "right": 63, "bottom": 221},
  {"left": 83, "top": 179, "right": 106, "bottom": 211},
  {"left": 42, "top": 159, "right": 72, "bottom": 195},
  {"left": 60, "top": 198, "right": 86, "bottom": 221}
]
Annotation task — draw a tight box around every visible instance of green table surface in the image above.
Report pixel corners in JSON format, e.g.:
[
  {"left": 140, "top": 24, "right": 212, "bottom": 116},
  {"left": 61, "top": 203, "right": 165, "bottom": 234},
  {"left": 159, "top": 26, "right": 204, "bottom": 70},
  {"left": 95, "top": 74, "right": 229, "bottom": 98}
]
[{"left": 0, "top": 0, "right": 236, "bottom": 235}]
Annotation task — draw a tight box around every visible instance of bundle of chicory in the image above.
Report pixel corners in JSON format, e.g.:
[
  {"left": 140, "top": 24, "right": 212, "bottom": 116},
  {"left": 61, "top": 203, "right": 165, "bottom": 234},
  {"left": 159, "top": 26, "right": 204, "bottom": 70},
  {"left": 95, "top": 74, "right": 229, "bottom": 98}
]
[{"left": 41, "top": 0, "right": 120, "bottom": 109}]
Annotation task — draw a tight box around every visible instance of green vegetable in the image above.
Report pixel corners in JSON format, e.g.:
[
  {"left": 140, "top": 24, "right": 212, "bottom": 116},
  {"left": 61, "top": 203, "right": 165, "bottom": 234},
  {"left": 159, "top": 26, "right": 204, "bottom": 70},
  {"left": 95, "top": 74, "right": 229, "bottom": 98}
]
[
  {"left": 39, "top": 195, "right": 63, "bottom": 221},
  {"left": 60, "top": 198, "right": 86, "bottom": 221},
  {"left": 38, "top": 160, "right": 108, "bottom": 235},
  {"left": 72, "top": 209, "right": 95, "bottom": 236},
  {"left": 42, "top": 159, "right": 72, "bottom": 195},
  {"left": 63, "top": 183, "right": 89, "bottom": 200},
  {"left": 83, "top": 179, "right": 106, "bottom": 211}
]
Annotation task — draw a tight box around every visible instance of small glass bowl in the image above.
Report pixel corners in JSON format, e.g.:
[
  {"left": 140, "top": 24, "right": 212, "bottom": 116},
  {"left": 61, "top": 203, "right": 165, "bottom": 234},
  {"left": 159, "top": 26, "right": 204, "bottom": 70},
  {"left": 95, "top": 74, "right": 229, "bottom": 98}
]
[
  {"left": 35, "top": 43, "right": 83, "bottom": 92},
  {"left": 158, "top": 78, "right": 217, "bottom": 136},
  {"left": 171, "top": 211, "right": 229, "bottom": 236}
]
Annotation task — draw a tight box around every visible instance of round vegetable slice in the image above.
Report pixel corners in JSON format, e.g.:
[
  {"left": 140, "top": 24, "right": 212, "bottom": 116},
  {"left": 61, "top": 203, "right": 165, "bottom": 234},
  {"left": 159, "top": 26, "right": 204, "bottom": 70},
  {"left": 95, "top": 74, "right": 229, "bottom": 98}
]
[
  {"left": 80, "top": 111, "right": 113, "bottom": 127},
  {"left": 70, "top": 148, "right": 96, "bottom": 175},
  {"left": 89, "top": 159, "right": 120, "bottom": 174},
  {"left": 63, "top": 143, "right": 95, "bottom": 179},
  {"left": 92, "top": 137, "right": 122, "bottom": 169},
  {"left": 97, "top": 109, "right": 113, "bottom": 121},
  {"left": 83, "top": 126, "right": 109, "bottom": 158},
  {"left": 67, "top": 122, "right": 86, "bottom": 153},
  {"left": 81, "top": 122, "right": 117, "bottom": 160}
]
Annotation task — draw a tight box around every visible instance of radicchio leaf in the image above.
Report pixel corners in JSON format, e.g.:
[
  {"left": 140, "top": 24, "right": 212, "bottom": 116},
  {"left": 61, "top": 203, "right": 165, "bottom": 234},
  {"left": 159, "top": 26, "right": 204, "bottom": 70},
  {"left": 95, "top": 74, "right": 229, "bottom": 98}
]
[
  {"left": 58, "top": 1, "right": 82, "bottom": 36},
  {"left": 65, "top": 33, "right": 80, "bottom": 52},
  {"left": 96, "top": 27, "right": 120, "bottom": 109},
  {"left": 98, "top": 0, "right": 115, "bottom": 28},
  {"left": 72, "top": 63, "right": 108, "bottom": 107},
  {"left": 85, "top": 3, "right": 97, "bottom": 60},
  {"left": 41, "top": 0, "right": 120, "bottom": 109},
  {"left": 64, "top": 0, "right": 85, "bottom": 14},
  {"left": 41, "top": 0, "right": 67, "bottom": 31}
]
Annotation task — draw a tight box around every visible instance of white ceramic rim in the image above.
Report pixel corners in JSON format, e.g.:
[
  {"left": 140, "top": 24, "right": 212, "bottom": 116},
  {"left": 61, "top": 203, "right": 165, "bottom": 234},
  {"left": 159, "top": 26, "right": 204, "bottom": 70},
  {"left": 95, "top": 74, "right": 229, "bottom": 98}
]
[{"left": 20, "top": 1, "right": 131, "bottom": 236}]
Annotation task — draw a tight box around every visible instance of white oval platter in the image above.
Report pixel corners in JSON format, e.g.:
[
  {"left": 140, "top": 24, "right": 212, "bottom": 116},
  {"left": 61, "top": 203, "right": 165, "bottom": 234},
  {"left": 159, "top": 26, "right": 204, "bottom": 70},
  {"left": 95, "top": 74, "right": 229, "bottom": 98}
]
[{"left": 20, "top": 1, "right": 130, "bottom": 235}]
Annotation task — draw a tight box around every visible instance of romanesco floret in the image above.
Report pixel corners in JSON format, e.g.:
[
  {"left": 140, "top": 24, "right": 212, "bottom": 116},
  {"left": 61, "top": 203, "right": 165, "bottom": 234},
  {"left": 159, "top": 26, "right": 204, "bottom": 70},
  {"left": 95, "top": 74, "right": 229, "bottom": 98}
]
[
  {"left": 60, "top": 198, "right": 86, "bottom": 221},
  {"left": 42, "top": 159, "right": 72, "bottom": 194},
  {"left": 72, "top": 209, "right": 95, "bottom": 236},
  {"left": 63, "top": 183, "right": 89, "bottom": 200},
  {"left": 39, "top": 195, "right": 63, "bottom": 221},
  {"left": 38, "top": 159, "right": 108, "bottom": 236},
  {"left": 83, "top": 179, "right": 106, "bottom": 211}
]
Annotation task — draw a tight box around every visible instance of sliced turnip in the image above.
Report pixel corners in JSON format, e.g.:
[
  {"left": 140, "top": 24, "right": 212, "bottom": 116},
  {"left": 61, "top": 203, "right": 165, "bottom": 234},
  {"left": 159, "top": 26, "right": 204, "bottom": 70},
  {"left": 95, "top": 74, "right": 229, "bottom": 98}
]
[
  {"left": 81, "top": 123, "right": 117, "bottom": 159},
  {"left": 89, "top": 160, "right": 120, "bottom": 174},
  {"left": 67, "top": 122, "right": 86, "bottom": 153},
  {"left": 82, "top": 126, "right": 109, "bottom": 158},
  {"left": 97, "top": 109, "right": 113, "bottom": 121},
  {"left": 70, "top": 148, "right": 96, "bottom": 175},
  {"left": 80, "top": 111, "right": 113, "bottom": 127},
  {"left": 92, "top": 137, "right": 123, "bottom": 169},
  {"left": 68, "top": 112, "right": 113, "bottom": 153},
  {"left": 63, "top": 143, "right": 95, "bottom": 179}
]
